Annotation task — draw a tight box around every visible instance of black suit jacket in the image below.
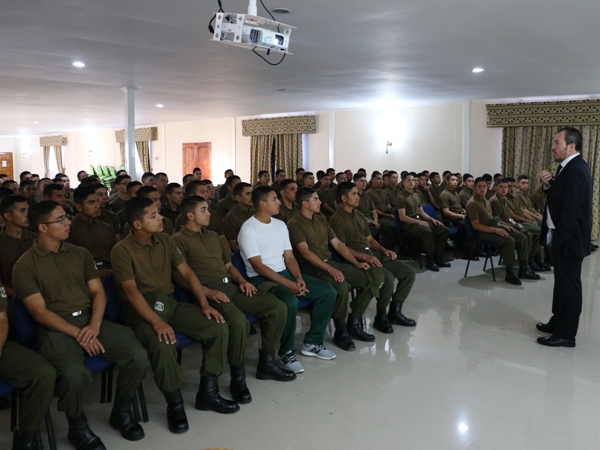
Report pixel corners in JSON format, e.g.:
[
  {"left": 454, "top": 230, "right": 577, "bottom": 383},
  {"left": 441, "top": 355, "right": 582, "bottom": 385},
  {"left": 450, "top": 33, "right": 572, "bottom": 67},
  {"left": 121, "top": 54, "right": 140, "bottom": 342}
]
[{"left": 541, "top": 154, "right": 592, "bottom": 259}]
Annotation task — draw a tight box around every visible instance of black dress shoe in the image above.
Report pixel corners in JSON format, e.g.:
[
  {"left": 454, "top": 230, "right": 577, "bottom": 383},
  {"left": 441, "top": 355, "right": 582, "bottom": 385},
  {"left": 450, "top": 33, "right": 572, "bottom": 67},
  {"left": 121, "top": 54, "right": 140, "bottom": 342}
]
[
  {"left": 388, "top": 302, "right": 416, "bottom": 327},
  {"left": 346, "top": 314, "right": 375, "bottom": 342},
  {"left": 536, "top": 322, "right": 554, "bottom": 334},
  {"left": 529, "top": 261, "right": 545, "bottom": 272},
  {"left": 537, "top": 335, "right": 575, "bottom": 348},
  {"left": 372, "top": 310, "right": 394, "bottom": 334},
  {"left": 435, "top": 259, "right": 451, "bottom": 268},
  {"left": 229, "top": 365, "right": 252, "bottom": 405},
  {"left": 109, "top": 396, "right": 145, "bottom": 441},
  {"left": 164, "top": 390, "right": 189, "bottom": 434},
  {"left": 425, "top": 260, "right": 439, "bottom": 272},
  {"left": 333, "top": 328, "right": 356, "bottom": 351},
  {"left": 504, "top": 271, "right": 522, "bottom": 286},
  {"left": 67, "top": 414, "right": 106, "bottom": 450},
  {"left": 196, "top": 376, "right": 240, "bottom": 414},
  {"left": 256, "top": 349, "right": 296, "bottom": 381}
]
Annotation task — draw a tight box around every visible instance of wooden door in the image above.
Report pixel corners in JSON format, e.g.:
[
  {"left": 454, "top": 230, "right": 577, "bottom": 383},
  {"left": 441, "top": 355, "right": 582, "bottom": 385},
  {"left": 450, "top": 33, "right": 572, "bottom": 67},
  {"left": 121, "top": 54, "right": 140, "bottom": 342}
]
[
  {"left": 182, "top": 142, "right": 211, "bottom": 179},
  {"left": 0, "top": 153, "right": 14, "bottom": 181}
]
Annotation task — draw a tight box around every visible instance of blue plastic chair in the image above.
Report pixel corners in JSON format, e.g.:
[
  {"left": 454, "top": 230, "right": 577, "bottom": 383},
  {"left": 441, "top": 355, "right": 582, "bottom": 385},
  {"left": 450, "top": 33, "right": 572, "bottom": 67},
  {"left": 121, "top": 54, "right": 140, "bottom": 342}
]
[
  {"left": 423, "top": 203, "right": 459, "bottom": 257},
  {"left": 464, "top": 216, "right": 501, "bottom": 281}
]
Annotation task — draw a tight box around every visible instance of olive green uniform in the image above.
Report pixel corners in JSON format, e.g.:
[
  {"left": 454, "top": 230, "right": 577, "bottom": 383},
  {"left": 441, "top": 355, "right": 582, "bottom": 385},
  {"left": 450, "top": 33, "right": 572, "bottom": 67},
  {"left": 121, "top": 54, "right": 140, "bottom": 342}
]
[
  {"left": 316, "top": 186, "right": 336, "bottom": 219},
  {"left": 122, "top": 215, "right": 174, "bottom": 237},
  {"left": 174, "top": 227, "right": 285, "bottom": 353},
  {"left": 217, "top": 184, "right": 228, "bottom": 202},
  {"left": 458, "top": 187, "right": 473, "bottom": 209},
  {"left": 13, "top": 242, "right": 147, "bottom": 418},
  {"left": 0, "top": 229, "right": 36, "bottom": 289},
  {"left": 174, "top": 204, "right": 223, "bottom": 235},
  {"left": 416, "top": 187, "right": 429, "bottom": 205},
  {"left": 223, "top": 205, "right": 254, "bottom": 243},
  {"left": 395, "top": 190, "right": 449, "bottom": 259},
  {"left": 274, "top": 202, "right": 298, "bottom": 224},
  {"left": 329, "top": 208, "right": 415, "bottom": 306},
  {"left": 68, "top": 215, "right": 116, "bottom": 268},
  {"left": 216, "top": 195, "right": 237, "bottom": 221},
  {"left": 108, "top": 194, "right": 128, "bottom": 213},
  {"left": 490, "top": 193, "right": 539, "bottom": 259},
  {"left": 358, "top": 191, "right": 397, "bottom": 249},
  {"left": 111, "top": 233, "right": 228, "bottom": 393},
  {"left": 506, "top": 194, "right": 542, "bottom": 255},
  {"left": 99, "top": 207, "right": 121, "bottom": 236},
  {"left": 160, "top": 203, "right": 181, "bottom": 227},
  {"left": 438, "top": 188, "right": 465, "bottom": 224},
  {"left": 0, "top": 282, "right": 56, "bottom": 433},
  {"left": 466, "top": 195, "right": 527, "bottom": 266},
  {"left": 287, "top": 212, "right": 387, "bottom": 328},
  {"left": 529, "top": 187, "right": 545, "bottom": 213}
]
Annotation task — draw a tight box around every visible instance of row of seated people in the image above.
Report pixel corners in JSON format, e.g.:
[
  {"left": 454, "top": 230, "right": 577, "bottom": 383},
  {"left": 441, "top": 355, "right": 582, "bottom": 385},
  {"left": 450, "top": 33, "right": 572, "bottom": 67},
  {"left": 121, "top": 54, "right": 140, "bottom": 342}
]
[{"left": 0, "top": 180, "right": 417, "bottom": 449}]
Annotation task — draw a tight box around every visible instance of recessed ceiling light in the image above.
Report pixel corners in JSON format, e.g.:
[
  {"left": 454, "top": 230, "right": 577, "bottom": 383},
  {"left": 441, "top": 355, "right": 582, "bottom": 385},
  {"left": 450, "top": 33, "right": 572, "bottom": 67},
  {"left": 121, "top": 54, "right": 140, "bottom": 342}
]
[
  {"left": 72, "top": 61, "right": 86, "bottom": 68},
  {"left": 278, "top": 88, "right": 286, "bottom": 91},
  {"left": 33, "top": 121, "right": 39, "bottom": 124},
  {"left": 472, "top": 67, "right": 484, "bottom": 73},
  {"left": 156, "top": 104, "right": 164, "bottom": 108},
  {"left": 272, "top": 7, "right": 291, "bottom": 13}
]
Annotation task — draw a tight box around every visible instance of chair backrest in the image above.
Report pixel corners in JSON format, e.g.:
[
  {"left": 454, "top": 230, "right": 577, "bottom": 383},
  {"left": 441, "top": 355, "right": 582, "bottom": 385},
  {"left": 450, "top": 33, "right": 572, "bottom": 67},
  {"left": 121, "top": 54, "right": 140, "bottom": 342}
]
[
  {"left": 109, "top": 166, "right": 117, "bottom": 177},
  {"left": 10, "top": 296, "right": 38, "bottom": 346},
  {"left": 231, "top": 251, "right": 248, "bottom": 280},
  {"left": 89, "top": 165, "right": 96, "bottom": 176},
  {"left": 329, "top": 243, "right": 345, "bottom": 263},
  {"left": 422, "top": 203, "right": 436, "bottom": 219},
  {"left": 464, "top": 215, "right": 476, "bottom": 240},
  {"left": 393, "top": 209, "right": 404, "bottom": 231},
  {"left": 102, "top": 274, "right": 122, "bottom": 323},
  {"left": 173, "top": 285, "right": 195, "bottom": 304}
]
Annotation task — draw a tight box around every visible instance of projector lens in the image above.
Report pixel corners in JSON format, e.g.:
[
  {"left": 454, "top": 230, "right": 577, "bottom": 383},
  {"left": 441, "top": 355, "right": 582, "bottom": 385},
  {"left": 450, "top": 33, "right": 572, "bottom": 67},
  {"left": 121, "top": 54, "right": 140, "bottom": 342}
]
[{"left": 275, "top": 34, "right": 284, "bottom": 45}]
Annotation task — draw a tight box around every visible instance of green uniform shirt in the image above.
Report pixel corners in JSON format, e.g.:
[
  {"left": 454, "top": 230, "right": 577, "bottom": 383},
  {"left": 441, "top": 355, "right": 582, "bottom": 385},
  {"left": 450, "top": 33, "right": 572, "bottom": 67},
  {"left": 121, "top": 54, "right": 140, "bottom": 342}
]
[
  {"left": 68, "top": 215, "right": 117, "bottom": 267},
  {"left": 513, "top": 191, "right": 536, "bottom": 212},
  {"left": 108, "top": 195, "right": 128, "bottom": 213},
  {"left": 287, "top": 212, "right": 335, "bottom": 265},
  {"left": 367, "top": 187, "right": 391, "bottom": 213},
  {"left": 217, "top": 184, "right": 228, "bottom": 202},
  {"left": 223, "top": 205, "right": 254, "bottom": 241},
  {"left": 384, "top": 187, "right": 399, "bottom": 207},
  {"left": 489, "top": 194, "right": 511, "bottom": 222},
  {"left": 357, "top": 191, "right": 374, "bottom": 217},
  {"left": 329, "top": 208, "right": 371, "bottom": 252},
  {"left": 175, "top": 207, "right": 223, "bottom": 235},
  {"left": 529, "top": 187, "right": 545, "bottom": 212},
  {"left": 485, "top": 190, "right": 495, "bottom": 200},
  {"left": 416, "top": 188, "right": 429, "bottom": 205},
  {"left": 316, "top": 186, "right": 336, "bottom": 214},
  {"left": 99, "top": 207, "right": 121, "bottom": 235},
  {"left": 13, "top": 242, "right": 99, "bottom": 316},
  {"left": 505, "top": 194, "right": 522, "bottom": 217},
  {"left": 216, "top": 195, "right": 237, "bottom": 220},
  {"left": 466, "top": 195, "right": 493, "bottom": 226},
  {"left": 430, "top": 184, "right": 444, "bottom": 203},
  {"left": 274, "top": 202, "right": 298, "bottom": 224},
  {"left": 439, "top": 188, "right": 464, "bottom": 214},
  {"left": 0, "top": 229, "right": 36, "bottom": 288},
  {"left": 395, "top": 190, "right": 422, "bottom": 217},
  {"left": 172, "top": 227, "right": 230, "bottom": 285},
  {"left": 111, "top": 232, "right": 186, "bottom": 303},
  {"left": 459, "top": 187, "right": 473, "bottom": 209},
  {"left": 160, "top": 204, "right": 181, "bottom": 227}
]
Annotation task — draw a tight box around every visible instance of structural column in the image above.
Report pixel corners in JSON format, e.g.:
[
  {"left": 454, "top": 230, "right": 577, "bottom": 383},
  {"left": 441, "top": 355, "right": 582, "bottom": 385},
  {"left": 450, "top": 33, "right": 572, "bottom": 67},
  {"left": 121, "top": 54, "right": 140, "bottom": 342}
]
[{"left": 122, "top": 86, "right": 137, "bottom": 175}]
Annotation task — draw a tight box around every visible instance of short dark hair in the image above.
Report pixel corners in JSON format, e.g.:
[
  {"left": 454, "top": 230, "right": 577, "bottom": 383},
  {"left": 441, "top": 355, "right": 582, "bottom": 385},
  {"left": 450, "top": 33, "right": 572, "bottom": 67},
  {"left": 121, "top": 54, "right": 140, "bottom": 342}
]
[
  {"left": 353, "top": 173, "right": 365, "bottom": 182},
  {"left": 165, "top": 182, "right": 181, "bottom": 196},
  {"left": 181, "top": 195, "right": 207, "bottom": 218},
  {"left": 125, "top": 197, "right": 154, "bottom": 226},
  {"left": 463, "top": 173, "right": 473, "bottom": 181},
  {"left": 202, "top": 179, "right": 213, "bottom": 185},
  {"left": 0, "top": 195, "right": 27, "bottom": 217},
  {"left": 73, "top": 186, "right": 97, "bottom": 205},
  {"left": 224, "top": 169, "right": 234, "bottom": 176},
  {"left": 316, "top": 170, "right": 326, "bottom": 180},
  {"left": 279, "top": 179, "right": 297, "bottom": 192},
  {"left": 233, "top": 182, "right": 252, "bottom": 198},
  {"left": 19, "top": 171, "right": 31, "bottom": 181},
  {"left": 275, "top": 169, "right": 285, "bottom": 176},
  {"left": 371, "top": 170, "right": 381, "bottom": 179},
  {"left": 126, "top": 181, "right": 142, "bottom": 194},
  {"left": 28, "top": 201, "right": 60, "bottom": 229},
  {"left": 77, "top": 170, "right": 87, "bottom": 179},
  {"left": 43, "top": 183, "right": 64, "bottom": 198},
  {"left": 303, "top": 171, "right": 314, "bottom": 180},
  {"left": 185, "top": 180, "right": 206, "bottom": 197},
  {"left": 141, "top": 172, "right": 154, "bottom": 182},
  {"left": 493, "top": 173, "right": 503, "bottom": 181},
  {"left": 504, "top": 176, "right": 516, "bottom": 183},
  {"left": 115, "top": 174, "right": 131, "bottom": 185},
  {"left": 495, "top": 178, "right": 508, "bottom": 187},
  {"left": 335, "top": 172, "right": 345, "bottom": 181},
  {"left": 252, "top": 185, "right": 274, "bottom": 209},
  {"left": 558, "top": 126, "right": 583, "bottom": 151},
  {"left": 80, "top": 176, "right": 100, "bottom": 186},
  {"left": 482, "top": 173, "right": 493, "bottom": 182},
  {"left": 0, "top": 186, "right": 15, "bottom": 201},
  {"left": 474, "top": 177, "right": 487, "bottom": 187},
  {"left": 136, "top": 186, "right": 158, "bottom": 198},
  {"left": 19, "top": 179, "right": 36, "bottom": 189},
  {"left": 517, "top": 174, "right": 529, "bottom": 182},
  {"left": 295, "top": 168, "right": 305, "bottom": 175},
  {"left": 193, "top": 167, "right": 202, "bottom": 173},
  {"left": 336, "top": 181, "right": 356, "bottom": 202},
  {"left": 182, "top": 174, "right": 193, "bottom": 184},
  {"left": 116, "top": 169, "right": 128, "bottom": 176},
  {"left": 89, "top": 182, "right": 106, "bottom": 192},
  {"left": 258, "top": 170, "right": 268, "bottom": 178},
  {"left": 402, "top": 172, "right": 414, "bottom": 181},
  {"left": 155, "top": 172, "right": 168, "bottom": 179},
  {"left": 296, "top": 187, "right": 316, "bottom": 205},
  {"left": 429, "top": 172, "right": 439, "bottom": 180},
  {"left": 225, "top": 175, "right": 241, "bottom": 187},
  {"left": 388, "top": 170, "right": 398, "bottom": 177}
]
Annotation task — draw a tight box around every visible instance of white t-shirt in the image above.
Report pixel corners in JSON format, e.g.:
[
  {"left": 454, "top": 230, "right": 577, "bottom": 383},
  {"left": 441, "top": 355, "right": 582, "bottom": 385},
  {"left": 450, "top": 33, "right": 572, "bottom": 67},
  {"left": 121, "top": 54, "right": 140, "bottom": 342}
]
[{"left": 238, "top": 216, "right": 292, "bottom": 278}]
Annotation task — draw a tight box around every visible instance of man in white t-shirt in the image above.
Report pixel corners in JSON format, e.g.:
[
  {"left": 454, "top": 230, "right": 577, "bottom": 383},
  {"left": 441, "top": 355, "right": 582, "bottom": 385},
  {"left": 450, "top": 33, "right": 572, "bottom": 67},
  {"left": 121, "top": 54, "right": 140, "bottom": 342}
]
[{"left": 238, "top": 186, "right": 337, "bottom": 374}]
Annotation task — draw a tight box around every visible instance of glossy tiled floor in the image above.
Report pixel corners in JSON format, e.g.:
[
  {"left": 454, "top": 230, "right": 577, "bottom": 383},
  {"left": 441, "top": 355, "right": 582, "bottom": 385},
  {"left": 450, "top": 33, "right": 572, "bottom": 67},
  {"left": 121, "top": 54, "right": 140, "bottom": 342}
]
[{"left": 2, "top": 246, "right": 600, "bottom": 449}]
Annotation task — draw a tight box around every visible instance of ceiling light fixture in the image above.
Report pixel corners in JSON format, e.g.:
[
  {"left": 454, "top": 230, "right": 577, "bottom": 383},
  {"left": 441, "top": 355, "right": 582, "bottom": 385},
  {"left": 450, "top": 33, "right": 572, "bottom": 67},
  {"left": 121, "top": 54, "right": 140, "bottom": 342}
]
[
  {"left": 72, "top": 61, "right": 86, "bottom": 68},
  {"left": 156, "top": 104, "right": 164, "bottom": 108},
  {"left": 33, "top": 121, "right": 39, "bottom": 124},
  {"left": 472, "top": 67, "right": 484, "bottom": 73}
]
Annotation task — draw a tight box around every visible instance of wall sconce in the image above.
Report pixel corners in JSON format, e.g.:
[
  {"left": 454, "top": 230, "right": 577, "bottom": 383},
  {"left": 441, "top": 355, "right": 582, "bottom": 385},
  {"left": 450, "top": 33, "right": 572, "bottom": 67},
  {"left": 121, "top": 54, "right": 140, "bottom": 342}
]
[
  {"left": 386, "top": 141, "right": 392, "bottom": 154},
  {"left": 88, "top": 149, "right": 93, "bottom": 158}
]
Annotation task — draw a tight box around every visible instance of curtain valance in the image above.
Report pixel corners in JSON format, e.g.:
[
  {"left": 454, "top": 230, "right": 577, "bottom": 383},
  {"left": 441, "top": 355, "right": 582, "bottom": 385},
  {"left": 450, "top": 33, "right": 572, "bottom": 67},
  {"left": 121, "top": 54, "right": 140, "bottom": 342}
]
[
  {"left": 242, "top": 115, "right": 316, "bottom": 136},
  {"left": 40, "top": 135, "right": 67, "bottom": 146},
  {"left": 115, "top": 127, "right": 158, "bottom": 143},
  {"left": 487, "top": 100, "right": 600, "bottom": 128}
]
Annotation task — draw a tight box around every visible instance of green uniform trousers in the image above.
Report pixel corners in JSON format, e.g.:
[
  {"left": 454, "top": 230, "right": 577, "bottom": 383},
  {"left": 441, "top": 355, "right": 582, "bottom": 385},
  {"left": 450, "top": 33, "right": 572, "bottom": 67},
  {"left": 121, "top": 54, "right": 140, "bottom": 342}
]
[
  {"left": 219, "top": 282, "right": 287, "bottom": 353},
  {"left": 373, "top": 218, "right": 398, "bottom": 250},
  {"left": 370, "top": 250, "right": 416, "bottom": 305},
  {"left": 404, "top": 222, "right": 449, "bottom": 258},
  {"left": 38, "top": 313, "right": 148, "bottom": 418},
  {"left": 0, "top": 341, "right": 56, "bottom": 432},
  {"left": 249, "top": 270, "right": 336, "bottom": 355},
  {"left": 519, "top": 222, "right": 541, "bottom": 258},
  {"left": 474, "top": 230, "right": 527, "bottom": 267},
  {"left": 121, "top": 292, "right": 227, "bottom": 393},
  {"left": 300, "top": 260, "right": 386, "bottom": 327}
]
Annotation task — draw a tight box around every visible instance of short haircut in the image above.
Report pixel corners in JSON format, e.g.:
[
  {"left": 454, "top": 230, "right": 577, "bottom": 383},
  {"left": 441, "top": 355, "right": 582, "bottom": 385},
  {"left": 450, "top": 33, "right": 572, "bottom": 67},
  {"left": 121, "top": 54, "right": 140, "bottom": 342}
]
[
  {"left": 371, "top": 170, "right": 381, "bottom": 179},
  {"left": 19, "top": 179, "right": 36, "bottom": 189},
  {"left": 165, "top": 182, "right": 181, "bottom": 196},
  {"left": 357, "top": 168, "right": 366, "bottom": 173},
  {"left": 233, "top": 182, "right": 252, "bottom": 198},
  {"left": 4, "top": 180, "right": 17, "bottom": 186},
  {"left": 494, "top": 173, "right": 503, "bottom": 180},
  {"left": 43, "top": 183, "right": 64, "bottom": 197},
  {"left": 193, "top": 167, "right": 202, "bottom": 173},
  {"left": 89, "top": 182, "right": 106, "bottom": 192},
  {"left": 258, "top": 170, "right": 268, "bottom": 178},
  {"left": 0, "top": 195, "right": 27, "bottom": 217},
  {"left": 225, "top": 175, "right": 241, "bottom": 187},
  {"left": 126, "top": 181, "right": 142, "bottom": 194},
  {"left": 336, "top": 181, "right": 356, "bottom": 202},
  {"left": 296, "top": 187, "right": 316, "bottom": 205},
  {"left": 504, "top": 176, "right": 516, "bottom": 183},
  {"left": 115, "top": 174, "right": 131, "bottom": 185},
  {"left": 401, "top": 172, "right": 413, "bottom": 181},
  {"left": 251, "top": 185, "right": 274, "bottom": 209},
  {"left": 155, "top": 172, "right": 167, "bottom": 179},
  {"left": 0, "top": 186, "right": 15, "bottom": 201},
  {"left": 353, "top": 173, "right": 365, "bottom": 182},
  {"left": 80, "top": 176, "right": 100, "bottom": 186},
  {"left": 202, "top": 179, "right": 213, "bottom": 185},
  {"left": 116, "top": 169, "right": 127, "bottom": 176},
  {"left": 474, "top": 177, "right": 487, "bottom": 186},
  {"left": 482, "top": 173, "right": 493, "bottom": 182},
  {"left": 295, "top": 168, "right": 305, "bottom": 174},
  {"left": 185, "top": 180, "right": 206, "bottom": 196},
  {"left": 275, "top": 169, "right": 285, "bottom": 176},
  {"left": 495, "top": 178, "right": 508, "bottom": 187},
  {"left": 28, "top": 201, "right": 60, "bottom": 229},
  {"left": 335, "top": 172, "right": 345, "bottom": 181},
  {"left": 388, "top": 170, "right": 398, "bottom": 177},
  {"left": 19, "top": 171, "right": 32, "bottom": 180},
  {"left": 279, "top": 179, "right": 296, "bottom": 192},
  {"left": 136, "top": 186, "right": 158, "bottom": 198},
  {"left": 327, "top": 168, "right": 335, "bottom": 174},
  {"left": 141, "top": 172, "right": 154, "bottom": 182},
  {"left": 182, "top": 174, "right": 193, "bottom": 184},
  {"left": 77, "top": 170, "right": 87, "bottom": 179},
  {"left": 125, "top": 197, "right": 154, "bottom": 226},
  {"left": 73, "top": 186, "right": 98, "bottom": 205},
  {"left": 429, "top": 172, "right": 439, "bottom": 180},
  {"left": 303, "top": 171, "right": 314, "bottom": 180},
  {"left": 224, "top": 169, "right": 233, "bottom": 176},
  {"left": 462, "top": 173, "right": 473, "bottom": 181},
  {"left": 558, "top": 126, "right": 583, "bottom": 151},
  {"left": 181, "top": 195, "right": 207, "bottom": 217},
  {"left": 517, "top": 174, "right": 529, "bottom": 182},
  {"left": 442, "top": 170, "right": 451, "bottom": 177},
  {"left": 316, "top": 170, "right": 325, "bottom": 180}
]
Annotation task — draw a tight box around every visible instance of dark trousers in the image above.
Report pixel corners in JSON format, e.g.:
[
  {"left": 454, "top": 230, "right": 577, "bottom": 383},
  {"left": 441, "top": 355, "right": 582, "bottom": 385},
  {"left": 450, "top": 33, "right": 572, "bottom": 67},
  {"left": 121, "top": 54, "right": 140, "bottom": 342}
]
[
  {"left": 548, "top": 246, "right": 583, "bottom": 339},
  {"left": 404, "top": 222, "right": 449, "bottom": 258}
]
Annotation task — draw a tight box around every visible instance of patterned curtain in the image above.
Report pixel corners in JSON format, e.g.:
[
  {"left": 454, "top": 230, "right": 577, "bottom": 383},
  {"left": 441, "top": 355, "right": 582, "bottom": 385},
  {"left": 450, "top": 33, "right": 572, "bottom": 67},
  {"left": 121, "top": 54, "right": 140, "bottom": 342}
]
[
  {"left": 136, "top": 141, "right": 150, "bottom": 172},
  {"left": 250, "top": 135, "right": 274, "bottom": 183},
  {"left": 43, "top": 146, "right": 51, "bottom": 178},
  {"left": 502, "top": 125, "right": 600, "bottom": 239},
  {"left": 119, "top": 142, "right": 126, "bottom": 166},
  {"left": 274, "top": 134, "right": 302, "bottom": 180},
  {"left": 53, "top": 145, "right": 65, "bottom": 174}
]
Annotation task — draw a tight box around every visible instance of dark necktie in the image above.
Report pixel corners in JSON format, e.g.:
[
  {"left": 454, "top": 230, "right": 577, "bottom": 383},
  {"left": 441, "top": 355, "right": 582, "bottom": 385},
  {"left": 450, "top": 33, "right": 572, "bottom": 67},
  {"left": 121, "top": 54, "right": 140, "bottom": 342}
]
[{"left": 555, "top": 165, "right": 563, "bottom": 177}]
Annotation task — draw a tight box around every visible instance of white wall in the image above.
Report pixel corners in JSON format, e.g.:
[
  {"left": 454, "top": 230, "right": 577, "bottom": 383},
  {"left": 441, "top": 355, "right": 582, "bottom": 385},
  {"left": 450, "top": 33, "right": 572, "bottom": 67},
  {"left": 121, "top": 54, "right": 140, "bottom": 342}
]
[{"left": 469, "top": 101, "right": 503, "bottom": 176}]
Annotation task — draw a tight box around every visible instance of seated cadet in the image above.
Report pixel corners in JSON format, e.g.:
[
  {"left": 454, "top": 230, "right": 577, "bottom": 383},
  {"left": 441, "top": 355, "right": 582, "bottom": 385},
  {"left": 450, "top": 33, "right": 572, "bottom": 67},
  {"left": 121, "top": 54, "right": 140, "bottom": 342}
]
[
  {"left": 514, "top": 175, "right": 544, "bottom": 225},
  {"left": 438, "top": 173, "right": 474, "bottom": 258},
  {"left": 203, "top": 179, "right": 219, "bottom": 204},
  {"left": 416, "top": 173, "right": 436, "bottom": 206},
  {"left": 216, "top": 175, "right": 241, "bottom": 219},
  {"left": 122, "top": 186, "right": 174, "bottom": 237},
  {"left": 302, "top": 171, "right": 316, "bottom": 188},
  {"left": 428, "top": 172, "right": 444, "bottom": 213},
  {"left": 331, "top": 172, "right": 347, "bottom": 197},
  {"left": 160, "top": 182, "right": 183, "bottom": 225},
  {"left": 288, "top": 187, "right": 390, "bottom": 352},
  {"left": 19, "top": 179, "right": 37, "bottom": 206},
  {"left": 68, "top": 186, "right": 117, "bottom": 279},
  {"left": 13, "top": 201, "right": 148, "bottom": 449},
  {"left": 489, "top": 180, "right": 544, "bottom": 276},
  {"left": 271, "top": 169, "right": 286, "bottom": 194},
  {"left": 223, "top": 182, "right": 254, "bottom": 252},
  {"left": 466, "top": 178, "right": 535, "bottom": 285},
  {"left": 353, "top": 173, "right": 384, "bottom": 239},
  {"left": 238, "top": 186, "right": 337, "bottom": 373},
  {"left": 173, "top": 196, "right": 295, "bottom": 383},
  {"left": 43, "top": 183, "right": 74, "bottom": 216},
  {"left": 0, "top": 195, "right": 36, "bottom": 298},
  {"left": 141, "top": 172, "right": 154, "bottom": 187},
  {"left": 385, "top": 170, "right": 401, "bottom": 205},
  {"left": 316, "top": 173, "right": 336, "bottom": 219},
  {"left": 295, "top": 168, "right": 305, "bottom": 187},
  {"left": 396, "top": 173, "right": 450, "bottom": 272},
  {"left": 88, "top": 182, "right": 123, "bottom": 240},
  {"left": 366, "top": 171, "right": 398, "bottom": 249},
  {"left": 4, "top": 180, "right": 19, "bottom": 195},
  {"left": 153, "top": 172, "right": 169, "bottom": 204},
  {"left": 108, "top": 175, "right": 132, "bottom": 213},
  {"left": 254, "top": 170, "right": 270, "bottom": 188},
  {"left": 0, "top": 277, "right": 56, "bottom": 450},
  {"left": 331, "top": 182, "right": 416, "bottom": 328},
  {"left": 111, "top": 198, "right": 238, "bottom": 434},
  {"left": 217, "top": 169, "right": 234, "bottom": 201},
  {"left": 459, "top": 173, "right": 474, "bottom": 208},
  {"left": 114, "top": 181, "right": 142, "bottom": 232},
  {"left": 274, "top": 179, "right": 299, "bottom": 224}
]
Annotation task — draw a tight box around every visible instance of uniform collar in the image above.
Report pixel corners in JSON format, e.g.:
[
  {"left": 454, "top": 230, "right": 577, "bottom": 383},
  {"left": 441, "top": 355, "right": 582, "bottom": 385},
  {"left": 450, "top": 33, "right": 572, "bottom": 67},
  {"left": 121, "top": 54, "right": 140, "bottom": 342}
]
[
  {"left": 180, "top": 225, "right": 208, "bottom": 236},
  {"left": 127, "top": 232, "right": 159, "bottom": 248},
  {"left": 32, "top": 241, "right": 70, "bottom": 256}
]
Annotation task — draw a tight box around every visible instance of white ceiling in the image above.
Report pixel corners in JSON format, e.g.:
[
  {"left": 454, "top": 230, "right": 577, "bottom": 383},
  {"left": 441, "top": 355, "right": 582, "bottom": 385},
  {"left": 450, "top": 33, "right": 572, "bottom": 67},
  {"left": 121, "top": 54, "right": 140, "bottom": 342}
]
[{"left": 2, "top": 0, "right": 599, "bottom": 136}]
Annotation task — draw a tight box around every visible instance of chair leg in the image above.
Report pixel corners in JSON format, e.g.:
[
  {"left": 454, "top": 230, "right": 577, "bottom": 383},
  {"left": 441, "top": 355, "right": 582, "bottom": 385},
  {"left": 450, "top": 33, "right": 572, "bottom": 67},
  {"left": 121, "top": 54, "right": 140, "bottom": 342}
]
[
  {"left": 132, "top": 393, "right": 141, "bottom": 422},
  {"left": 176, "top": 348, "right": 183, "bottom": 365},
  {"left": 464, "top": 246, "right": 473, "bottom": 277},
  {"left": 489, "top": 249, "right": 496, "bottom": 282},
  {"left": 101, "top": 370, "right": 107, "bottom": 403},
  {"left": 106, "top": 368, "right": 113, "bottom": 403},
  {"left": 45, "top": 410, "right": 57, "bottom": 450},
  {"left": 35, "top": 430, "right": 43, "bottom": 449},
  {"left": 138, "top": 384, "right": 149, "bottom": 423},
  {"left": 10, "top": 390, "right": 18, "bottom": 432}
]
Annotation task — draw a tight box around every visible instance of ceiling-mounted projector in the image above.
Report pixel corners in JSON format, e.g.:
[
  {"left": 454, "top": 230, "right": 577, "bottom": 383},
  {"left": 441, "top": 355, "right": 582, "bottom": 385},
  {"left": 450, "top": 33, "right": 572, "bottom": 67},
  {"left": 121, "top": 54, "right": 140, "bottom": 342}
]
[{"left": 211, "top": 6, "right": 294, "bottom": 54}]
